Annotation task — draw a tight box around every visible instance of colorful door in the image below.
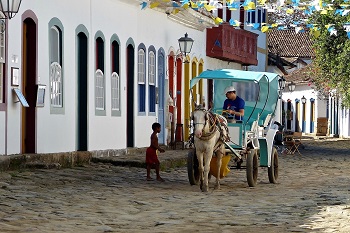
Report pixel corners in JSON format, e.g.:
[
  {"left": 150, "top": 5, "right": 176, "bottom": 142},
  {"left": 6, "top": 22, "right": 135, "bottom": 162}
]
[
  {"left": 157, "top": 50, "right": 165, "bottom": 144},
  {"left": 176, "top": 57, "right": 182, "bottom": 124},
  {"left": 184, "top": 60, "right": 190, "bottom": 141}
]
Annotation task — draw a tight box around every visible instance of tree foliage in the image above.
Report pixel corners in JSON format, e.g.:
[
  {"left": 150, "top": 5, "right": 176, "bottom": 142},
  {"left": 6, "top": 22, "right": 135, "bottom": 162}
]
[{"left": 308, "top": 0, "right": 350, "bottom": 106}]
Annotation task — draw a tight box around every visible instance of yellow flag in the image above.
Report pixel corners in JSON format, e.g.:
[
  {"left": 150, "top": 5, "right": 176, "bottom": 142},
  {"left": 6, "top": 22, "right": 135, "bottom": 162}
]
[
  {"left": 150, "top": 2, "right": 160, "bottom": 8},
  {"left": 204, "top": 4, "right": 216, "bottom": 11},
  {"left": 214, "top": 17, "right": 223, "bottom": 25},
  {"left": 286, "top": 9, "right": 294, "bottom": 14},
  {"left": 172, "top": 9, "right": 180, "bottom": 14},
  {"left": 191, "top": 1, "right": 198, "bottom": 8},
  {"left": 247, "top": 2, "right": 256, "bottom": 10},
  {"left": 261, "top": 26, "right": 269, "bottom": 33},
  {"left": 320, "top": 10, "right": 328, "bottom": 14}
]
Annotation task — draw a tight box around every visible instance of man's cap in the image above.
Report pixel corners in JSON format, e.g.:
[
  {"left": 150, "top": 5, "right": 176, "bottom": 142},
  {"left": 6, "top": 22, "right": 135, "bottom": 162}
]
[{"left": 224, "top": 86, "right": 236, "bottom": 94}]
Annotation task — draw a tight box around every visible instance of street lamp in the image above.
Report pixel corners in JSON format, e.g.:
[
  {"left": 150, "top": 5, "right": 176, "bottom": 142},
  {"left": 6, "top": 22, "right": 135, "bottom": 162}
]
[
  {"left": 178, "top": 33, "right": 194, "bottom": 63},
  {"left": 301, "top": 95, "right": 307, "bottom": 104},
  {"left": 288, "top": 81, "right": 296, "bottom": 92},
  {"left": 0, "top": 0, "right": 22, "bottom": 19},
  {"left": 278, "top": 76, "right": 286, "bottom": 90}
]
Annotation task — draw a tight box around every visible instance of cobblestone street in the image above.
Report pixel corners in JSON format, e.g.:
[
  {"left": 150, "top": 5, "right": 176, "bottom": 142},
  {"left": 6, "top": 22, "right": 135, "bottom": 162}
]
[{"left": 1, "top": 139, "right": 350, "bottom": 233}]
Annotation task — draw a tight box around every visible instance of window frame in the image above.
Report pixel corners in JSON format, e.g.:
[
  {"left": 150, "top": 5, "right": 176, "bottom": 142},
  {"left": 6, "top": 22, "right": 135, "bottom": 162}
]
[
  {"left": 48, "top": 18, "right": 65, "bottom": 114},
  {"left": 95, "top": 32, "right": 106, "bottom": 116},
  {"left": 137, "top": 44, "right": 146, "bottom": 115},
  {"left": 247, "top": 4, "right": 267, "bottom": 26},
  {"left": 148, "top": 47, "right": 156, "bottom": 115},
  {"left": 111, "top": 35, "right": 121, "bottom": 117},
  {"left": 95, "top": 69, "right": 105, "bottom": 111}
]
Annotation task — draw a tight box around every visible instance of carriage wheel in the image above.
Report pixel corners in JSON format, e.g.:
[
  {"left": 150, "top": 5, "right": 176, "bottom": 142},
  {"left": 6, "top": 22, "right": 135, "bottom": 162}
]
[
  {"left": 246, "top": 149, "right": 258, "bottom": 187},
  {"left": 268, "top": 147, "right": 279, "bottom": 183},
  {"left": 187, "top": 150, "right": 200, "bottom": 185}
]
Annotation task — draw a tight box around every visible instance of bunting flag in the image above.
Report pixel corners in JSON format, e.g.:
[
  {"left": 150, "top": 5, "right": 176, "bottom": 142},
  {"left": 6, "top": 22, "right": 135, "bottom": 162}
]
[
  {"left": 150, "top": 2, "right": 160, "bottom": 8},
  {"left": 140, "top": 2, "right": 148, "bottom": 10},
  {"left": 140, "top": 0, "right": 350, "bottom": 38}
]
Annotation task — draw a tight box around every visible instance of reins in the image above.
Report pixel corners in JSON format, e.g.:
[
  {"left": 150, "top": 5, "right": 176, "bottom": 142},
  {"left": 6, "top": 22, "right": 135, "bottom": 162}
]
[{"left": 193, "top": 109, "right": 219, "bottom": 141}]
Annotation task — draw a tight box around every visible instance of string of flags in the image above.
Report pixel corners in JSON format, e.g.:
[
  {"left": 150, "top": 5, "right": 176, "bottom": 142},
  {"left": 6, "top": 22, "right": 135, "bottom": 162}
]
[{"left": 140, "top": 0, "right": 350, "bottom": 38}]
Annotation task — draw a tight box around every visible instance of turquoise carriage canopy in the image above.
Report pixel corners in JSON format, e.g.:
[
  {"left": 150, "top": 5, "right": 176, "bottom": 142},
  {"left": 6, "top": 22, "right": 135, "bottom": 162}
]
[{"left": 190, "top": 69, "right": 281, "bottom": 126}]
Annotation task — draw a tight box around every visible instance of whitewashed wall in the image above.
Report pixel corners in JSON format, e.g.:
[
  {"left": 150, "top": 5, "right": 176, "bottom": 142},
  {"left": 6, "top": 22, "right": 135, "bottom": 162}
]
[
  {"left": 2, "top": 0, "right": 249, "bottom": 154},
  {"left": 282, "top": 85, "right": 328, "bottom": 134}
]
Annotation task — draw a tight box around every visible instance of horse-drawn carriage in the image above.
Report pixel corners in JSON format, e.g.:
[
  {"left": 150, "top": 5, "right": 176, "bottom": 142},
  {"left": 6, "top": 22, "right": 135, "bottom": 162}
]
[{"left": 187, "top": 69, "right": 281, "bottom": 191}]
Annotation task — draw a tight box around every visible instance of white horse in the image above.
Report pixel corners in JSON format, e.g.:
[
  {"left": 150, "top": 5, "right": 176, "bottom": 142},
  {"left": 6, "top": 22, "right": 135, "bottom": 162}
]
[{"left": 191, "top": 108, "right": 227, "bottom": 192}]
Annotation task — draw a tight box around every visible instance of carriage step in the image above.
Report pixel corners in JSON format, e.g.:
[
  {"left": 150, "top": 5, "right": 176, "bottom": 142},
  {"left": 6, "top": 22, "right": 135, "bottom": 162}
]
[
  {"left": 223, "top": 141, "right": 241, "bottom": 160},
  {"left": 230, "top": 166, "right": 246, "bottom": 169}
]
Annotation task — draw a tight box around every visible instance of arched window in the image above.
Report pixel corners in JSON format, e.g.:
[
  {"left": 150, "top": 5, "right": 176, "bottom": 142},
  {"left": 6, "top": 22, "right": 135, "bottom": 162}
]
[
  {"left": 138, "top": 46, "right": 146, "bottom": 114},
  {"left": 111, "top": 38, "right": 120, "bottom": 116},
  {"left": 49, "top": 19, "right": 64, "bottom": 114},
  {"left": 111, "top": 72, "right": 120, "bottom": 111},
  {"left": 95, "top": 36, "right": 105, "bottom": 114},
  {"left": 310, "top": 98, "right": 315, "bottom": 133},
  {"left": 148, "top": 50, "right": 156, "bottom": 114}
]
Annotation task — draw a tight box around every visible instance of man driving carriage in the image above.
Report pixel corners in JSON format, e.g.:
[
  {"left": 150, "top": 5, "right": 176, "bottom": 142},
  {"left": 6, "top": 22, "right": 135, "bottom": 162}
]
[{"left": 222, "top": 86, "right": 245, "bottom": 121}]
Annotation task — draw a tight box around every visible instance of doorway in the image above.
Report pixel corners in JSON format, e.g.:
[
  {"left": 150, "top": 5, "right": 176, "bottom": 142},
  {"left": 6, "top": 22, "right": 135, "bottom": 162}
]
[
  {"left": 77, "top": 32, "right": 88, "bottom": 151},
  {"left": 157, "top": 50, "right": 165, "bottom": 144},
  {"left": 22, "top": 18, "right": 37, "bottom": 153},
  {"left": 126, "top": 44, "right": 135, "bottom": 148},
  {"left": 176, "top": 58, "right": 182, "bottom": 125}
]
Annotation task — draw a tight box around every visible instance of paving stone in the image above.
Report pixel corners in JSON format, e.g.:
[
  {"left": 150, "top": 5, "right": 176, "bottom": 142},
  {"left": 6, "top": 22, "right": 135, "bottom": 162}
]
[{"left": 0, "top": 139, "right": 349, "bottom": 232}]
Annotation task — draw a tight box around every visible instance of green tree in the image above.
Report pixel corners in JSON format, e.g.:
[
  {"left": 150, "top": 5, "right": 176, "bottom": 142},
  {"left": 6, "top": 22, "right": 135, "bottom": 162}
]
[{"left": 308, "top": 0, "right": 350, "bottom": 106}]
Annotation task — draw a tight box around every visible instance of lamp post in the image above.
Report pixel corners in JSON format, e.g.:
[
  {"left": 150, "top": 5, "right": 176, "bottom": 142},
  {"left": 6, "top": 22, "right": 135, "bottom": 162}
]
[
  {"left": 301, "top": 95, "right": 306, "bottom": 104},
  {"left": 277, "top": 76, "right": 286, "bottom": 124},
  {"left": 178, "top": 33, "right": 194, "bottom": 63},
  {"left": 288, "top": 81, "right": 296, "bottom": 92},
  {"left": 0, "top": 0, "right": 22, "bottom": 19},
  {"left": 278, "top": 76, "right": 285, "bottom": 99},
  {"left": 278, "top": 76, "right": 286, "bottom": 90}
]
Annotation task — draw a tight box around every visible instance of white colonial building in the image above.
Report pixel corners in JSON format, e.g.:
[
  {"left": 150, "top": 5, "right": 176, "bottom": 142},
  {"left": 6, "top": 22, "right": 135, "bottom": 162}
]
[
  {"left": 267, "top": 29, "right": 350, "bottom": 138},
  {"left": 0, "top": 0, "right": 269, "bottom": 156}
]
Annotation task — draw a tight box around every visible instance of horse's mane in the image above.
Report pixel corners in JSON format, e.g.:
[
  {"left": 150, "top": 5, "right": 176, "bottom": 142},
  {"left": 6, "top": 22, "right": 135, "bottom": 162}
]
[
  {"left": 194, "top": 104, "right": 206, "bottom": 111},
  {"left": 192, "top": 107, "right": 230, "bottom": 142}
]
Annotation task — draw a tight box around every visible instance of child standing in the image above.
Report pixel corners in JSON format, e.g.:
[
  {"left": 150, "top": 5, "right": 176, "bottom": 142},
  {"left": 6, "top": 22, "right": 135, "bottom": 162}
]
[{"left": 146, "top": 122, "right": 165, "bottom": 181}]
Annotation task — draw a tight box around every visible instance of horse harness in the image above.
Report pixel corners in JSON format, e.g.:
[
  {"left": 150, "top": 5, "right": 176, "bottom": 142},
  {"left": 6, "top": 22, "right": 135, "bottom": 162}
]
[{"left": 193, "top": 109, "right": 230, "bottom": 143}]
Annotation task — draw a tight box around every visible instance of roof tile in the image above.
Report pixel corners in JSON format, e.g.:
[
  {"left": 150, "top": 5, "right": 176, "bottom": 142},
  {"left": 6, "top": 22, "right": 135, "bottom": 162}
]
[{"left": 267, "top": 29, "right": 314, "bottom": 58}]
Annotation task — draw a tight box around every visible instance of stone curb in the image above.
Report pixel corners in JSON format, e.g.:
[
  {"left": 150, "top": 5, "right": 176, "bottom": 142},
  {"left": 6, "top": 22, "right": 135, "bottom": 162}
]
[
  {"left": 91, "top": 148, "right": 189, "bottom": 171},
  {"left": 0, "top": 151, "right": 92, "bottom": 172},
  {"left": 0, "top": 148, "right": 190, "bottom": 172}
]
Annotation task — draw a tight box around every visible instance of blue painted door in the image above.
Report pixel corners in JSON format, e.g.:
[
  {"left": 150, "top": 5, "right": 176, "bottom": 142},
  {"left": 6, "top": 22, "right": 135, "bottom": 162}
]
[{"left": 157, "top": 52, "right": 165, "bottom": 144}]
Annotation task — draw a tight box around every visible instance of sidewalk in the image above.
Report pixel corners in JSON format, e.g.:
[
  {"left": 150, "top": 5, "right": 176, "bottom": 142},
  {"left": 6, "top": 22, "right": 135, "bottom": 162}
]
[
  {"left": 92, "top": 147, "right": 189, "bottom": 170},
  {"left": 0, "top": 147, "right": 190, "bottom": 172},
  {"left": 1, "top": 137, "right": 348, "bottom": 172}
]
